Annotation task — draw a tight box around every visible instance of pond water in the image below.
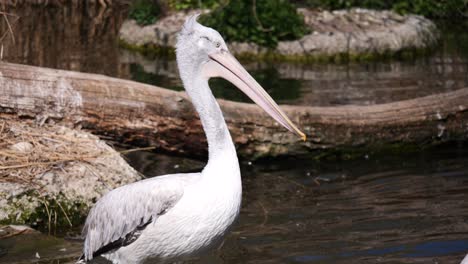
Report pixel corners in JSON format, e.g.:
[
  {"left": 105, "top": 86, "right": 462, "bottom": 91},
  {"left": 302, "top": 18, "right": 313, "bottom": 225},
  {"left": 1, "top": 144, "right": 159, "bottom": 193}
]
[
  {"left": 1, "top": 3, "right": 468, "bottom": 264},
  {"left": 1, "top": 144, "right": 468, "bottom": 263}
]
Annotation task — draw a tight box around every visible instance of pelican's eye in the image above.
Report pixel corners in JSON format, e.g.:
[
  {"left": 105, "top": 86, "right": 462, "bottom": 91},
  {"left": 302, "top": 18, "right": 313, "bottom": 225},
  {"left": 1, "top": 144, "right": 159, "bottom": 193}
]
[{"left": 215, "top": 42, "right": 221, "bottom": 48}]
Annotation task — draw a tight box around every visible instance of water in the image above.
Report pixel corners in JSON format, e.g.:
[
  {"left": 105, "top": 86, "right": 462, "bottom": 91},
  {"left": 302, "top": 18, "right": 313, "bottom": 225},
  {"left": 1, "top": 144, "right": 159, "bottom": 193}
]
[
  {"left": 2, "top": 144, "right": 468, "bottom": 263},
  {"left": 125, "top": 145, "right": 468, "bottom": 264},
  {"left": 1, "top": 3, "right": 468, "bottom": 264}
]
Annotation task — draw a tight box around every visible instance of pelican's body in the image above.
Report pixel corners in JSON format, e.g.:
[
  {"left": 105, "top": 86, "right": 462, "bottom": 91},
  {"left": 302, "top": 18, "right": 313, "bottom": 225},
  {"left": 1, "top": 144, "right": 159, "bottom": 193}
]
[
  {"left": 92, "top": 166, "right": 241, "bottom": 263},
  {"left": 81, "top": 15, "right": 305, "bottom": 264}
]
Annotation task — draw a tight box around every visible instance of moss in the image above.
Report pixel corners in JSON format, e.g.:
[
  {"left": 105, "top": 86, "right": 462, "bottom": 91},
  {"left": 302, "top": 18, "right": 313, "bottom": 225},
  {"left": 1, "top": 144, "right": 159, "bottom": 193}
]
[{"left": 1, "top": 192, "right": 90, "bottom": 233}]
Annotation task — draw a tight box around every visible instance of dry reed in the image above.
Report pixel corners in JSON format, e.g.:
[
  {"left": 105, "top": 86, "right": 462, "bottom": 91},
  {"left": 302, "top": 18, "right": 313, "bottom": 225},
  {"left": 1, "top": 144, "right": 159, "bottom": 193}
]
[
  {"left": 0, "top": 118, "right": 132, "bottom": 231},
  {"left": 0, "top": 119, "right": 113, "bottom": 186}
]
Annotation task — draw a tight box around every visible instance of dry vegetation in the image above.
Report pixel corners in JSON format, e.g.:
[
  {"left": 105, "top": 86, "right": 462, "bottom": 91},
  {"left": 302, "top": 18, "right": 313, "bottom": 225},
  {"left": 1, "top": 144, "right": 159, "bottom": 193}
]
[
  {"left": 0, "top": 118, "right": 114, "bottom": 186},
  {"left": 0, "top": 117, "right": 142, "bottom": 229}
]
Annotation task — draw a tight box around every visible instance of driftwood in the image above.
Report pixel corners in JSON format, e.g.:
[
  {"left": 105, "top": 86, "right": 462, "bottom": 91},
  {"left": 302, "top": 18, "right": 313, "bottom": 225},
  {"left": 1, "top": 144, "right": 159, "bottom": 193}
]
[{"left": 1, "top": 62, "right": 467, "bottom": 158}]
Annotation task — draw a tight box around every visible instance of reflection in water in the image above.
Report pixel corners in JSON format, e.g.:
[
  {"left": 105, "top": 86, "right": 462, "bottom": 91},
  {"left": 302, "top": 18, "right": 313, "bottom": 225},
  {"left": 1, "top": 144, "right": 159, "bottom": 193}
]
[
  {"left": 209, "top": 67, "right": 302, "bottom": 104},
  {"left": 130, "top": 61, "right": 302, "bottom": 103},
  {"left": 123, "top": 44, "right": 468, "bottom": 106}
]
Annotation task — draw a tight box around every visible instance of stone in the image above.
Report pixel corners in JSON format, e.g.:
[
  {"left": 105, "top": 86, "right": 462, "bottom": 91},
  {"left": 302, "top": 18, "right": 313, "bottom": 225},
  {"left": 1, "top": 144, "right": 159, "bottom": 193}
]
[
  {"left": 0, "top": 120, "right": 142, "bottom": 227},
  {"left": 119, "top": 8, "right": 438, "bottom": 60}
]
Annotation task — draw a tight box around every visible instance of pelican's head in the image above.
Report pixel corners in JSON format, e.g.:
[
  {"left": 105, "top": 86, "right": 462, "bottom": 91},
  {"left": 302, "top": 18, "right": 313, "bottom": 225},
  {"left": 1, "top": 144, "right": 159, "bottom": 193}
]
[
  {"left": 176, "top": 15, "right": 306, "bottom": 141},
  {"left": 176, "top": 14, "right": 229, "bottom": 78}
]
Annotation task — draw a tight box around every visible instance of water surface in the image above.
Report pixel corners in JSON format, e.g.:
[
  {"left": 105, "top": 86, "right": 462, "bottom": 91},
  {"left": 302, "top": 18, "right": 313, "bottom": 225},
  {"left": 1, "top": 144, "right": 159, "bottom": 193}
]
[
  {"left": 1, "top": 143, "right": 467, "bottom": 263},
  {"left": 126, "top": 144, "right": 468, "bottom": 264}
]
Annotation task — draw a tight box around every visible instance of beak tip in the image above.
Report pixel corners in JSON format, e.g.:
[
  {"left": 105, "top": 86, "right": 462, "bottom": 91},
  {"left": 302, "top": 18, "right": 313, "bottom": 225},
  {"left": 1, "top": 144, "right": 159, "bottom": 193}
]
[{"left": 300, "top": 132, "right": 307, "bottom": 142}]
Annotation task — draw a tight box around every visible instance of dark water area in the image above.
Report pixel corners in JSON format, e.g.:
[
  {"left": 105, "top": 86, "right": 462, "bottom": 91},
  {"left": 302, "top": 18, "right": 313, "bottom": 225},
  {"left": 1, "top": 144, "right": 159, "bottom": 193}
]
[
  {"left": 124, "top": 144, "right": 468, "bottom": 264},
  {"left": 2, "top": 143, "right": 467, "bottom": 263},
  {"left": 1, "top": 3, "right": 468, "bottom": 264}
]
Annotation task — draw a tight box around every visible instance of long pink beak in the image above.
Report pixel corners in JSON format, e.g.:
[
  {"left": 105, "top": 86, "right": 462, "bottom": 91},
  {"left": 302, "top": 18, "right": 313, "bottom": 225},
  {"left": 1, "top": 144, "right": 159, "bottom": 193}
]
[{"left": 202, "top": 50, "right": 306, "bottom": 141}]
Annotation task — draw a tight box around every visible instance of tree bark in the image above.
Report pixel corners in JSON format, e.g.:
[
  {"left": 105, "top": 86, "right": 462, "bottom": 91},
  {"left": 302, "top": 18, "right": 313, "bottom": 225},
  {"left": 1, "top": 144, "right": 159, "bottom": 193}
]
[{"left": 1, "top": 62, "right": 467, "bottom": 158}]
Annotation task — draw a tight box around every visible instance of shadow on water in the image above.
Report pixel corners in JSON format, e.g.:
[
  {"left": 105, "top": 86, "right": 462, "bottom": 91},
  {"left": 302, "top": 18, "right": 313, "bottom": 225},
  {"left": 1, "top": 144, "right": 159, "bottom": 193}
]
[{"left": 1, "top": 3, "right": 468, "bottom": 264}]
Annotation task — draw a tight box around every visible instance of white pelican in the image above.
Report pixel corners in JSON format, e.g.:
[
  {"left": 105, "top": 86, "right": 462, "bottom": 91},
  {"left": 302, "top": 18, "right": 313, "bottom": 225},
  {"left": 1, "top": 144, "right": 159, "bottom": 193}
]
[{"left": 80, "top": 15, "right": 305, "bottom": 263}]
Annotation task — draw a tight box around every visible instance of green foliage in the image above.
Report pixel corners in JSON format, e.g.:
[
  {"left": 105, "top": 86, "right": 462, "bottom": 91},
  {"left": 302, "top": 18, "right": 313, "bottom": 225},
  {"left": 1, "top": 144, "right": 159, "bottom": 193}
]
[
  {"left": 392, "top": 0, "right": 468, "bottom": 18},
  {"left": 169, "top": 0, "right": 219, "bottom": 10},
  {"left": 303, "top": 0, "right": 468, "bottom": 18},
  {"left": 129, "top": 0, "right": 161, "bottom": 25},
  {"left": 200, "top": 0, "right": 309, "bottom": 48}
]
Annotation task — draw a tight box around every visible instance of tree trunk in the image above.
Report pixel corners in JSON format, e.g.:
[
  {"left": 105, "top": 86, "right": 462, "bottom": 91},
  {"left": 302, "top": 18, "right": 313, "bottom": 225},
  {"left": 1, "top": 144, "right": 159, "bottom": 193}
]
[{"left": 1, "top": 62, "right": 467, "bottom": 158}]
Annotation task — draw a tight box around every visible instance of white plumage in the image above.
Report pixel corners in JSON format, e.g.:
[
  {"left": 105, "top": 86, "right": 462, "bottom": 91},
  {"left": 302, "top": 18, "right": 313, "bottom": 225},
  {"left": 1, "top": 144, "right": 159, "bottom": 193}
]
[{"left": 81, "top": 14, "right": 304, "bottom": 264}]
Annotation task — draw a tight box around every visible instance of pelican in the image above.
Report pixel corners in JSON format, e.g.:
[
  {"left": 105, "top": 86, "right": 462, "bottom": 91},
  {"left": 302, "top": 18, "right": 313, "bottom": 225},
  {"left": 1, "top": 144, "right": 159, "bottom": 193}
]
[{"left": 80, "top": 15, "right": 305, "bottom": 263}]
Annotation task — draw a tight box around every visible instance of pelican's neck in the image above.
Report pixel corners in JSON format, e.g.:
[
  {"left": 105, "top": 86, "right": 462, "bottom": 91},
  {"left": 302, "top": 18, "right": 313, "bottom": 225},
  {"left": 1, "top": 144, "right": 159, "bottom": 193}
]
[{"left": 184, "top": 75, "right": 237, "bottom": 166}]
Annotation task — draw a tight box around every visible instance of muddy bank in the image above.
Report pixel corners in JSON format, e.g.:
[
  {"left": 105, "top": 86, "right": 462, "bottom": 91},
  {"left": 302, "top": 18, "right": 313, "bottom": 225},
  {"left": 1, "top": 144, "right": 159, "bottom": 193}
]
[
  {"left": 0, "top": 118, "right": 141, "bottom": 228},
  {"left": 119, "top": 8, "right": 438, "bottom": 61}
]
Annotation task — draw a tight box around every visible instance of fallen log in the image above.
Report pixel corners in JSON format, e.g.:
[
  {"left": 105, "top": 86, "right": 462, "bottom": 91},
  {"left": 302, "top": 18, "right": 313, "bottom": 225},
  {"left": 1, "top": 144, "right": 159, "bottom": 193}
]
[{"left": 1, "top": 62, "right": 467, "bottom": 158}]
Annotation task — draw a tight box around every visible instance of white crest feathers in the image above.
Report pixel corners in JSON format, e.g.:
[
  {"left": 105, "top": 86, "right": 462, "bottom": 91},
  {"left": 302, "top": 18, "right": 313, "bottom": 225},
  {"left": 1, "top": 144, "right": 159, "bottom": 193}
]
[{"left": 180, "top": 13, "right": 201, "bottom": 36}]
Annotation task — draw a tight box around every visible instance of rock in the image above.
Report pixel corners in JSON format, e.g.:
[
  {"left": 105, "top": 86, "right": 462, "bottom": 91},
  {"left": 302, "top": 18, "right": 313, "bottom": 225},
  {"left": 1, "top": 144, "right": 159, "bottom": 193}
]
[
  {"left": 0, "top": 119, "right": 142, "bottom": 229},
  {"left": 277, "top": 40, "right": 305, "bottom": 56},
  {"left": 119, "top": 8, "right": 439, "bottom": 61},
  {"left": 0, "top": 225, "right": 38, "bottom": 237}
]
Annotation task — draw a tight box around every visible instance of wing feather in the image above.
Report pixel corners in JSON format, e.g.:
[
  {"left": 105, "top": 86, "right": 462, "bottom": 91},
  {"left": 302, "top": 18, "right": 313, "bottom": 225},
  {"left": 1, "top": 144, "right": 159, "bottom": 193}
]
[{"left": 82, "top": 173, "right": 199, "bottom": 261}]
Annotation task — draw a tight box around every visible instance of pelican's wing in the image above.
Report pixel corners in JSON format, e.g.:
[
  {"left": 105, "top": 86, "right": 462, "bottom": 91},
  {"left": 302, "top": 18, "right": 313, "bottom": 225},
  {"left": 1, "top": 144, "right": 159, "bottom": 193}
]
[{"left": 81, "top": 173, "right": 200, "bottom": 261}]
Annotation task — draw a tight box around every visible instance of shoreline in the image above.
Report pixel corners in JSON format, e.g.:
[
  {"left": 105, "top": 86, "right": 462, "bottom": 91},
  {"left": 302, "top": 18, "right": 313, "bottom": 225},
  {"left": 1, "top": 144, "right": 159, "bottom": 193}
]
[{"left": 119, "top": 8, "right": 439, "bottom": 62}]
